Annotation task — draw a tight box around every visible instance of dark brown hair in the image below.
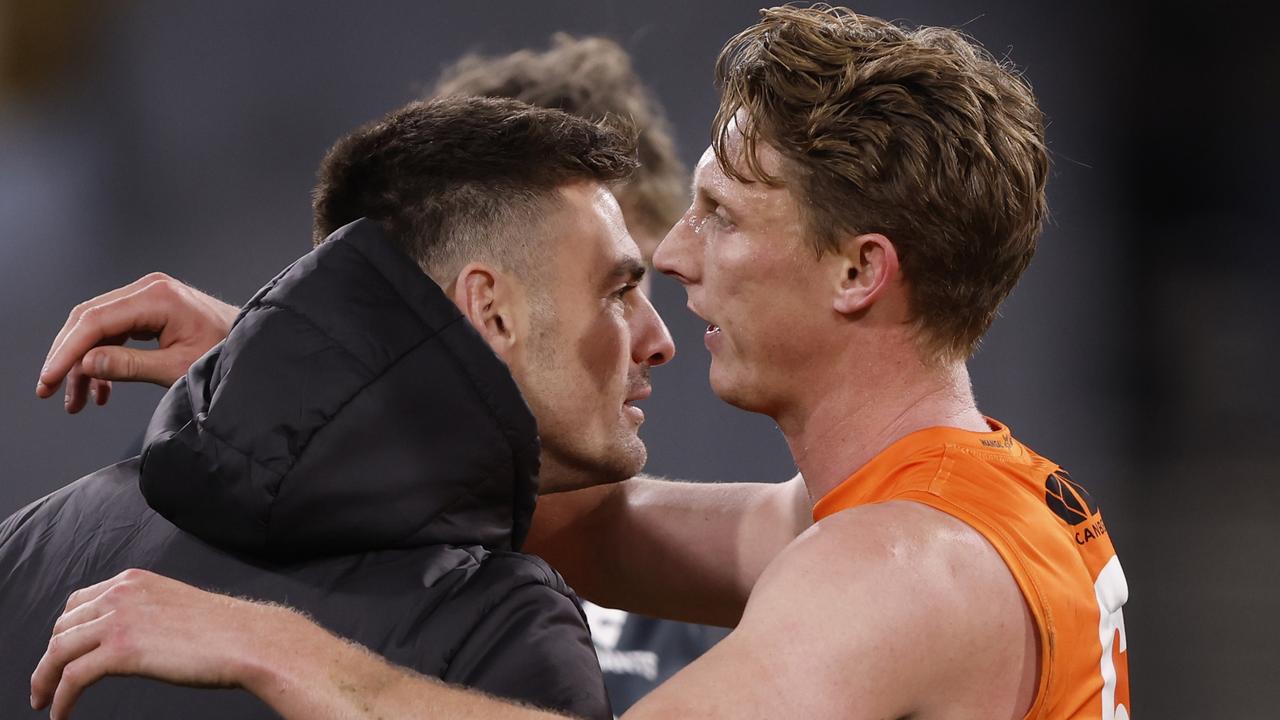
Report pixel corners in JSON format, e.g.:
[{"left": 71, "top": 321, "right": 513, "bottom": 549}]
[
  {"left": 714, "top": 5, "right": 1049, "bottom": 361},
  {"left": 312, "top": 95, "right": 637, "bottom": 283},
  {"left": 433, "top": 34, "right": 688, "bottom": 241}
]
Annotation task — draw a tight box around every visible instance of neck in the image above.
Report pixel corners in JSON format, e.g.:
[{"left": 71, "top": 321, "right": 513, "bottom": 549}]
[{"left": 778, "top": 356, "right": 988, "bottom": 508}]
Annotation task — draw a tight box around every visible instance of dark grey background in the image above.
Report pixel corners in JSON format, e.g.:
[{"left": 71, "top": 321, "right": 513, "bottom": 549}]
[{"left": 1, "top": 1, "right": 1276, "bottom": 716}]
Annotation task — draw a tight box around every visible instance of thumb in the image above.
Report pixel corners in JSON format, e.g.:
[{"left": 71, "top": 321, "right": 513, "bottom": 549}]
[{"left": 82, "top": 346, "right": 182, "bottom": 387}]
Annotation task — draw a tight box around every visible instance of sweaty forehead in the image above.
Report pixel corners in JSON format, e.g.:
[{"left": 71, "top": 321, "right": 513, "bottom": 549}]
[
  {"left": 693, "top": 143, "right": 797, "bottom": 224},
  {"left": 700, "top": 110, "right": 792, "bottom": 183}
]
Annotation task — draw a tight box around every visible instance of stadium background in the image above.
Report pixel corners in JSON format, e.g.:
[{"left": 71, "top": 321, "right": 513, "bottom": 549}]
[{"left": 1, "top": 1, "right": 1275, "bottom": 716}]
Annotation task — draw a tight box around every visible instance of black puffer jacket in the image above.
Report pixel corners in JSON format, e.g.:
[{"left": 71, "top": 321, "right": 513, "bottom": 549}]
[{"left": 0, "top": 219, "right": 610, "bottom": 719}]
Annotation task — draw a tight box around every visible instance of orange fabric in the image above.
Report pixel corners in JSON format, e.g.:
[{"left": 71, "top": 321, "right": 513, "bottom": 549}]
[{"left": 812, "top": 419, "right": 1130, "bottom": 720}]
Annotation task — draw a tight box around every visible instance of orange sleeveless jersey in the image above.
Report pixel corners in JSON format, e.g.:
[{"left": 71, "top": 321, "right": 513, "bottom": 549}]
[{"left": 812, "top": 419, "right": 1130, "bottom": 719}]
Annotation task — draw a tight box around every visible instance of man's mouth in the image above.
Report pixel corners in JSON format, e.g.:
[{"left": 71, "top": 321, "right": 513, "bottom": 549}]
[
  {"left": 625, "top": 367, "right": 652, "bottom": 405},
  {"left": 687, "top": 301, "right": 718, "bottom": 335},
  {"left": 623, "top": 385, "right": 650, "bottom": 424}
]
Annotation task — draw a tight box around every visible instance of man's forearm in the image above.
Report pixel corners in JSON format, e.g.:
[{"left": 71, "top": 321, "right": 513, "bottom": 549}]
[
  {"left": 245, "top": 611, "right": 570, "bottom": 720},
  {"left": 526, "top": 474, "right": 810, "bottom": 627},
  {"left": 32, "top": 570, "right": 577, "bottom": 720}
]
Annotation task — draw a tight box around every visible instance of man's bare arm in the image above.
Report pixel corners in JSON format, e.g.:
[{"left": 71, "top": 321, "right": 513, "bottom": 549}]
[
  {"left": 30, "top": 570, "right": 571, "bottom": 720},
  {"left": 525, "top": 473, "right": 811, "bottom": 627},
  {"left": 34, "top": 503, "right": 1036, "bottom": 720},
  {"left": 609, "top": 502, "right": 1039, "bottom": 719},
  {"left": 35, "top": 273, "right": 237, "bottom": 412}
]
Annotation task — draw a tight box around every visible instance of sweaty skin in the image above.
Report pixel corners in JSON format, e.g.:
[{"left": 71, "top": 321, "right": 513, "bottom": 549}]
[
  {"left": 31, "top": 138, "right": 1039, "bottom": 719},
  {"left": 30, "top": 505, "right": 1034, "bottom": 719}
]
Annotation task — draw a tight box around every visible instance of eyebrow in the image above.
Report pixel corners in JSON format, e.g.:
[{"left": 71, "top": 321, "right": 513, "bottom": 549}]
[
  {"left": 610, "top": 257, "right": 647, "bottom": 284},
  {"left": 694, "top": 182, "right": 734, "bottom": 215}
]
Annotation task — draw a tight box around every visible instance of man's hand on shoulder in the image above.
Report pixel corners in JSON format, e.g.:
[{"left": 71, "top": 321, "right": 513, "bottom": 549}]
[
  {"left": 622, "top": 500, "right": 1038, "bottom": 719},
  {"left": 36, "top": 273, "right": 238, "bottom": 412},
  {"left": 31, "top": 569, "right": 298, "bottom": 719},
  {"left": 31, "top": 570, "right": 572, "bottom": 720}
]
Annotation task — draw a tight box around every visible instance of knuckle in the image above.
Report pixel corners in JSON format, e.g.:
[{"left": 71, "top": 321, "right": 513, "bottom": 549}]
[
  {"left": 77, "top": 305, "right": 103, "bottom": 327},
  {"left": 62, "top": 663, "right": 85, "bottom": 687},
  {"left": 102, "top": 583, "right": 130, "bottom": 605},
  {"left": 118, "top": 351, "right": 139, "bottom": 379},
  {"left": 118, "top": 568, "right": 148, "bottom": 584},
  {"left": 142, "top": 271, "right": 172, "bottom": 284},
  {"left": 145, "top": 276, "right": 178, "bottom": 299},
  {"left": 64, "top": 589, "right": 83, "bottom": 612}
]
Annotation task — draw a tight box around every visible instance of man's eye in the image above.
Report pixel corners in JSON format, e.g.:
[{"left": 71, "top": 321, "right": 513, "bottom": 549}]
[
  {"left": 615, "top": 283, "right": 639, "bottom": 299},
  {"left": 696, "top": 209, "right": 732, "bottom": 233}
]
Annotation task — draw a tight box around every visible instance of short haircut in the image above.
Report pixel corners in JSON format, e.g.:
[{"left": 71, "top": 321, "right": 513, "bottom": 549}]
[
  {"left": 312, "top": 96, "right": 638, "bottom": 285},
  {"left": 713, "top": 6, "right": 1049, "bottom": 362},
  {"left": 433, "top": 34, "right": 688, "bottom": 240}
]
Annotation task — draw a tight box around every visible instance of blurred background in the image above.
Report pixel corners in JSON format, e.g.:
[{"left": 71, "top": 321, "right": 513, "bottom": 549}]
[{"left": 1, "top": 0, "right": 1276, "bottom": 716}]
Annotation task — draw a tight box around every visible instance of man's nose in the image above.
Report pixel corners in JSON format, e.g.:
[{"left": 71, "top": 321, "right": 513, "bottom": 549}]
[
  {"left": 632, "top": 291, "right": 675, "bottom": 367},
  {"left": 651, "top": 208, "right": 698, "bottom": 285}
]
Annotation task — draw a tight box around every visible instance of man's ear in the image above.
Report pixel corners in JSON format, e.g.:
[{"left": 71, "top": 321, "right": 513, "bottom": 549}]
[
  {"left": 450, "top": 262, "right": 521, "bottom": 360},
  {"left": 831, "top": 232, "right": 901, "bottom": 316}
]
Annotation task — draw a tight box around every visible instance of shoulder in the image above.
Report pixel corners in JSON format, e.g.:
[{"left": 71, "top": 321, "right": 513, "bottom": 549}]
[
  {"left": 426, "top": 550, "right": 588, "bottom": 655},
  {"left": 444, "top": 565, "right": 610, "bottom": 720},
  {"left": 753, "top": 500, "right": 1010, "bottom": 599},
  {"left": 739, "top": 500, "right": 1037, "bottom": 716},
  {"left": 468, "top": 550, "right": 582, "bottom": 610},
  {"left": 442, "top": 550, "right": 594, "bottom": 664},
  {"left": 2, "top": 459, "right": 145, "bottom": 545}
]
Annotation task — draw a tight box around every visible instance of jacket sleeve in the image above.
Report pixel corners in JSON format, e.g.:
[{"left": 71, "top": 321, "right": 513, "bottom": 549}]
[{"left": 442, "top": 583, "right": 612, "bottom": 720}]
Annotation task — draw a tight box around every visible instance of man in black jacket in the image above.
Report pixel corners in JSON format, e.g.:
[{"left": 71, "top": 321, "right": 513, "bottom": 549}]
[{"left": 1, "top": 95, "right": 673, "bottom": 719}]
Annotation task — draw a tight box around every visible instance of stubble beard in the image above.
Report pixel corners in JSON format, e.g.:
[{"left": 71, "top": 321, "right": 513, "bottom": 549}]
[{"left": 522, "top": 304, "right": 646, "bottom": 493}]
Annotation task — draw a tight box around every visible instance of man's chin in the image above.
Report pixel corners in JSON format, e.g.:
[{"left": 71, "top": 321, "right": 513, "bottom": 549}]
[
  {"left": 709, "top": 367, "right": 748, "bottom": 408},
  {"left": 537, "top": 441, "right": 646, "bottom": 494},
  {"left": 710, "top": 369, "right": 774, "bottom": 417}
]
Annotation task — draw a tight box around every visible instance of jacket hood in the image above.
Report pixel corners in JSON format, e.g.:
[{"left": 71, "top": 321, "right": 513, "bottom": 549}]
[{"left": 139, "top": 219, "right": 541, "bottom": 561}]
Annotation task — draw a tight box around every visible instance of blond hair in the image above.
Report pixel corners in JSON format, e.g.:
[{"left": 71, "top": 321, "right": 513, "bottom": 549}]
[{"left": 714, "top": 6, "right": 1049, "bottom": 361}]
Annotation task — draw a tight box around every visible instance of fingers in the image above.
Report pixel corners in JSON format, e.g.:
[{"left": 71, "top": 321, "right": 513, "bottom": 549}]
[
  {"left": 49, "top": 635, "right": 131, "bottom": 720},
  {"left": 63, "top": 361, "right": 92, "bottom": 414},
  {"left": 53, "top": 589, "right": 111, "bottom": 639},
  {"left": 61, "top": 571, "right": 136, "bottom": 617},
  {"left": 49, "top": 652, "right": 111, "bottom": 720},
  {"left": 66, "top": 348, "right": 129, "bottom": 413},
  {"left": 91, "top": 378, "right": 112, "bottom": 407},
  {"left": 34, "top": 570, "right": 158, "bottom": 711},
  {"left": 31, "top": 612, "right": 113, "bottom": 713},
  {"left": 82, "top": 345, "right": 167, "bottom": 384},
  {"left": 38, "top": 282, "right": 176, "bottom": 397},
  {"left": 38, "top": 273, "right": 175, "bottom": 397},
  {"left": 41, "top": 279, "right": 150, "bottom": 380}
]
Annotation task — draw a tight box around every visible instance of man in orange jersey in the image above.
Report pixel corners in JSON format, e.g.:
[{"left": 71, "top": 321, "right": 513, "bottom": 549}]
[{"left": 31, "top": 6, "right": 1129, "bottom": 720}]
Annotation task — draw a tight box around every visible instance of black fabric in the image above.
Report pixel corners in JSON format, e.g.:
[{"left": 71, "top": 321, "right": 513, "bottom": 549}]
[
  {"left": 0, "top": 219, "right": 610, "bottom": 719},
  {"left": 141, "top": 217, "right": 540, "bottom": 559}
]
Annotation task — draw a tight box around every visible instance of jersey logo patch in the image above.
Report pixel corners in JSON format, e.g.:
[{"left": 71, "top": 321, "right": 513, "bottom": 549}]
[{"left": 1044, "top": 470, "right": 1096, "bottom": 526}]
